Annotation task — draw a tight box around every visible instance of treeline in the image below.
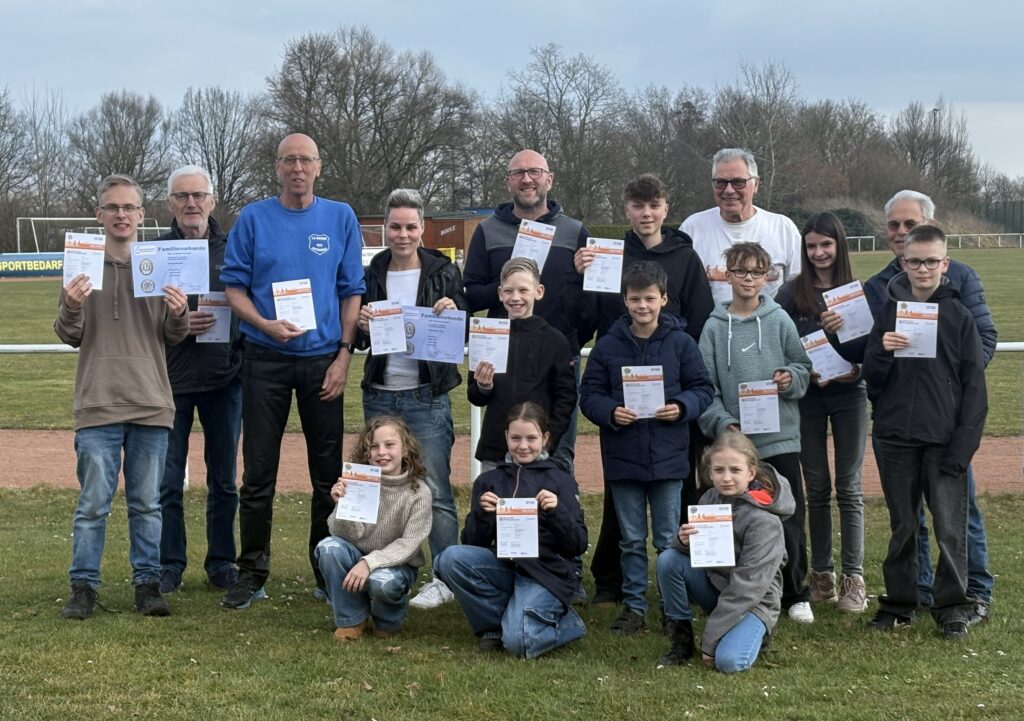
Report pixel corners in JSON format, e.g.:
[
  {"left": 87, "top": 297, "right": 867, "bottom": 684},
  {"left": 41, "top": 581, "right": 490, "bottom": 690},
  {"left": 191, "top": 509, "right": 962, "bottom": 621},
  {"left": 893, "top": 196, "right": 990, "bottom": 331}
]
[{"left": 2, "top": 26, "right": 1023, "bottom": 250}]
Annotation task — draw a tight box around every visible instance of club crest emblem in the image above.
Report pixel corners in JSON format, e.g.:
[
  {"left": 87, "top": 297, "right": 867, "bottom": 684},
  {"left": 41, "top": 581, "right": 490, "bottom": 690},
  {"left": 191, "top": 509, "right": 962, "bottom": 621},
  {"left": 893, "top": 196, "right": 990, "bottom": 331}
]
[{"left": 309, "top": 234, "right": 330, "bottom": 255}]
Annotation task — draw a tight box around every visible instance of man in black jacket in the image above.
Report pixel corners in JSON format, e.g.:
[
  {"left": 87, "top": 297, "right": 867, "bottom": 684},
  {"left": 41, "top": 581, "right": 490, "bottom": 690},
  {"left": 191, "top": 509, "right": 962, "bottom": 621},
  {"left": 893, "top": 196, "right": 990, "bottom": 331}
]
[{"left": 157, "top": 165, "right": 243, "bottom": 593}]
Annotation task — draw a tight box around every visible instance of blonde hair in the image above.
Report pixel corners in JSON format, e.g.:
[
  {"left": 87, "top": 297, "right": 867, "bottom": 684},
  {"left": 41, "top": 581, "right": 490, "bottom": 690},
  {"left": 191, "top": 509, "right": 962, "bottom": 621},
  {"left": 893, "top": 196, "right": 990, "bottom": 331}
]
[
  {"left": 349, "top": 416, "right": 426, "bottom": 489},
  {"left": 500, "top": 257, "right": 541, "bottom": 285},
  {"left": 700, "top": 430, "right": 776, "bottom": 495}
]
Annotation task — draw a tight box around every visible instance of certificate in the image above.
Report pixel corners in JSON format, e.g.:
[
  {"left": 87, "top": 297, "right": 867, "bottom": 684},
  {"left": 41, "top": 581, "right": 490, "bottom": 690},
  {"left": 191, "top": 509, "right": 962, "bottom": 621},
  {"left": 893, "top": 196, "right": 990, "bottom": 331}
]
[
  {"left": 738, "top": 380, "right": 780, "bottom": 434},
  {"left": 822, "top": 280, "right": 873, "bottom": 343},
  {"left": 800, "top": 330, "right": 855, "bottom": 382},
  {"left": 272, "top": 278, "right": 317, "bottom": 331},
  {"left": 196, "top": 292, "right": 232, "bottom": 344},
  {"left": 131, "top": 239, "right": 210, "bottom": 297},
  {"left": 688, "top": 504, "right": 735, "bottom": 568},
  {"left": 334, "top": 462, "right": 382, "bottom": 524},
  {"left": 403, "top": 306, "right": 466, "bottom": 364},
  {"left": 582, "top": 237, "right": 625, "bottom": 293},
  {"left": 622, "top": 365, "right": 665, "bottom": 419},
  {"left": 368, "top": 299, "right": 406, "bottom": 355},
  {"left": 468, "top": 317, "right": 510, "bottom": 373},
  {"left": 511, "top": 219, "right": 555, "bottom": 273},
  {"left": 496, "top": 497, "right": 539, "bottom": 559},
  {"left": 894, "top": 301, "right": 939, "bottom": 358},
  {"left": 63, "top": 232, "right": 106, "bottom": 290}
]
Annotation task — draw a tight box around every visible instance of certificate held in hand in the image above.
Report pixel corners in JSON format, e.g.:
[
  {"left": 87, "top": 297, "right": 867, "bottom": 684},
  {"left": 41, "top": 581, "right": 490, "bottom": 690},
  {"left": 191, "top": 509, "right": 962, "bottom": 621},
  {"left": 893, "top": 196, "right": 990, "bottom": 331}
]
[
  {"left": 334, "top": 462, "right": 382, "bottom": 524},
  {"left": 368, "top": 299, "right": 406, "bottom": 355},
  {"left": 511, "top": 219, "right": 556, "bottom": 273},
  {"left": 621, "top": 365, "right": 665, "bottom": 419},
  {"left": 63, "top": 232, "right": 106, "bottom": 290},
  {"left": 496, "top": 497, "right": 539, "bottom": 559},
  {"left": 688, "top": 504, "right": 735, "bottom": 568},
  {"left": 738, "top": 380, "right": 780, "bottom": 434},
  {"left": 272, "top": 278, "right": 317, "bottom": 331},
  {"left": 468, "top": 317, "right": 510, "bottom": 373}
]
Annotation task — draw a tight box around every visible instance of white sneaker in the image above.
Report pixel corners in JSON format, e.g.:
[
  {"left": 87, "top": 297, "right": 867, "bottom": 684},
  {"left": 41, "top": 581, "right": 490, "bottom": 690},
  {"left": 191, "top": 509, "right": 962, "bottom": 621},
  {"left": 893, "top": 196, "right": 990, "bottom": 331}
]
[
  {"left": 409, "top": 579, "right": 454, "bottom": 609},
  {"left": 788, "top": 601, "right": 815, "bottom": 624}
]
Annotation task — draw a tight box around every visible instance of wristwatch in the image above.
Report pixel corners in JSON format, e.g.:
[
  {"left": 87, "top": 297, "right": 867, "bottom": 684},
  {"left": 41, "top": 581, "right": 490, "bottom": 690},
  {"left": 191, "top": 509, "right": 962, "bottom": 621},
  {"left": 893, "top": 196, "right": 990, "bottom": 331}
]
[{"left": 338, "top": 342, "right": 355, "bottom": 354}]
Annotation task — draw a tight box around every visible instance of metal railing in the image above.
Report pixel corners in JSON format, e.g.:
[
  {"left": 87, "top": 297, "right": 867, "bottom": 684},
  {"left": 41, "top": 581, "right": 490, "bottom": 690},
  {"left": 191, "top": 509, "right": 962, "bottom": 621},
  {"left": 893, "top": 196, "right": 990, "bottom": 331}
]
[{"left": 849, "top": 234, "right": 1024, "bottom": 251}]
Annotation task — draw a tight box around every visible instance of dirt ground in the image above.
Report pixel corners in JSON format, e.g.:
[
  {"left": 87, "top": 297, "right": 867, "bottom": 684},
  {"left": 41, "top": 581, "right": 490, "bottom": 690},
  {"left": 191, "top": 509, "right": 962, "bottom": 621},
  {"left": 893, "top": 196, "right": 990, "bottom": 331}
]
[{"left": 1, "top": 430, "right": 1020, "bottom": 495}]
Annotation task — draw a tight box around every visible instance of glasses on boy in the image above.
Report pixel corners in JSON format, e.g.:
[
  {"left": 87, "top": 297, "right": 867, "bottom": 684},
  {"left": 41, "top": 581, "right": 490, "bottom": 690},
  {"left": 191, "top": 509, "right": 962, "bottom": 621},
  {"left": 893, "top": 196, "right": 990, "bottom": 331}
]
[
  {"left": 902, "top": 256, "right": 947, "bottom": 270},
  {"left": 727, "top": 267, "right": 767, "bottom": 279}
]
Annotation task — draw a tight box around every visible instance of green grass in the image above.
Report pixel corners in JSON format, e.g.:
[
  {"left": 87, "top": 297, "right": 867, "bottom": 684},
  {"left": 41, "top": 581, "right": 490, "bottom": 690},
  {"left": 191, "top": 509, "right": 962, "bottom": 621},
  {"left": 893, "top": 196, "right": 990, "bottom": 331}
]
[{"left": 1, "top": 487, "right": 1022, "bottom": 720}]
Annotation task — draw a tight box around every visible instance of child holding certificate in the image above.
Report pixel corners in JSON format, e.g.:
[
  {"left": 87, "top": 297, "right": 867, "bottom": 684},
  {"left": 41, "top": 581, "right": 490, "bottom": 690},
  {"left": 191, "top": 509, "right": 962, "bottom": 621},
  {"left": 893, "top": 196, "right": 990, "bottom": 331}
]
[
  {"left": 580, "top": 261, "right": 714, "bottom": 634},
  {"left": 775, "top": 212, "right": 869, "bottom": 613},
  {"left": 656, "top": 431, "right": 793, "bottom": 672},
  {"left": 435, "top": 403, "right": 588, "bottom": 658},
  {"left": 314, "top": 416, "right": 432, "bottom": 641},
  {"left": 697, "top": 242, "right": 814, "bottom": 623}
]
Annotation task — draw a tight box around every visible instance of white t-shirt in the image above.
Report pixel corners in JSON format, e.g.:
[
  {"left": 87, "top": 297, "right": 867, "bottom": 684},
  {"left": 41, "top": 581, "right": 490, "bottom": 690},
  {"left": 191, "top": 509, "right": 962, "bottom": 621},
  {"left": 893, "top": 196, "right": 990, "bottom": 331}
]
[
  {"left": 378, "top": 268, "right": 421, "bottom": 390},
  {"left": 681, "top": 206, "right": 802, "bottom": 305}
]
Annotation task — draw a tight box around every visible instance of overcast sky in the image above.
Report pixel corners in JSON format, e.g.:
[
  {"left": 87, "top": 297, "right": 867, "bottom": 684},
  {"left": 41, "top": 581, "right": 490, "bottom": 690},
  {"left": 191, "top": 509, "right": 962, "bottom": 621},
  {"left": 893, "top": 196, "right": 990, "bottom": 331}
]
[{"left": 4, "top": 0, "right": 1023, "bottom": 178}]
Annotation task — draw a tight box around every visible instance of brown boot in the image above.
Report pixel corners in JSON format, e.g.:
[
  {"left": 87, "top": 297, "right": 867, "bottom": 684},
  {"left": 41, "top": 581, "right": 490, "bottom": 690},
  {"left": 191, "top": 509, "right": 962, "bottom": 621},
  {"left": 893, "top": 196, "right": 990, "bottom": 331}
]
[{"left": 334, "top": 619, "right": 367, "bottom": 641}]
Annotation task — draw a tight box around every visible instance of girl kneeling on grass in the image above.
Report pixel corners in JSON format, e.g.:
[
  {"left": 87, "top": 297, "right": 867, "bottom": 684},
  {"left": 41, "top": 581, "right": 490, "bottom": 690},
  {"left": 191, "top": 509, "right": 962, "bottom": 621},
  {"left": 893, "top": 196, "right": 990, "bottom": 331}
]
[
  {"left": 656, "top": 430, "right": 794, "bottom": 673},
  {"left": 435, "top": 402, "right": 588, "bottom": 658},
  {"left": 314, "top": 416, "right": 432, "bottom": 641}
]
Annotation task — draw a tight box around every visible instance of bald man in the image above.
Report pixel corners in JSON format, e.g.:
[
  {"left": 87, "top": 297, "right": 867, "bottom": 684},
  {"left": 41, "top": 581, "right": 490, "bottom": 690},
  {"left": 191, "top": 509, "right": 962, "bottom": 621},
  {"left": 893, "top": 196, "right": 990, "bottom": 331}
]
[{"left": 220, "top": 133, "right": 365, "bottom": 609}]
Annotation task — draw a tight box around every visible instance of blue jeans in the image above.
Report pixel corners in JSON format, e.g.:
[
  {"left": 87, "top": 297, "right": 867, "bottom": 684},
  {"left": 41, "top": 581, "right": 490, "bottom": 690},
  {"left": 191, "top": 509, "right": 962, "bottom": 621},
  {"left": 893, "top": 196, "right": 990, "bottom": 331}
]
[
  {"left": 363, "top": 385, "right": 458, "bottom": 557},
  {"left": 160, "top": 380, "right": 242, "bottom": 579},
  {"left": 315, "top": 536, "right": 417, "bottom": 631},
  {"left": 434, "top": 545, "right": 586, "bottom": 659},
  {"left": 549, "top": 353, "right": 580, "bottom": 476},
  {"left": 656, "top": 547, "right": 767, "bottom": 674},
  {"left": 609, "top": 480, "right": 681, "bottom": 613},
  {"left": 70, "top": 424, "right": 169, "bottom": 588}
]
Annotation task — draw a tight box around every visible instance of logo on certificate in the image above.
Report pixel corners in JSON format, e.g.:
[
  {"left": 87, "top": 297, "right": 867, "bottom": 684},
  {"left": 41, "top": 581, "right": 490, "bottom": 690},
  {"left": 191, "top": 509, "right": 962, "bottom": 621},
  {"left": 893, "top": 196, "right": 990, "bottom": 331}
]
[
  {"left": 138, "top": 259, "right": 154, "bottom": 275},
  {"left": 141, "top": 279, "right": 155, "bottom": 293},
  {"left": 308, "top": 234, "right": 330, "bottom": 256}
]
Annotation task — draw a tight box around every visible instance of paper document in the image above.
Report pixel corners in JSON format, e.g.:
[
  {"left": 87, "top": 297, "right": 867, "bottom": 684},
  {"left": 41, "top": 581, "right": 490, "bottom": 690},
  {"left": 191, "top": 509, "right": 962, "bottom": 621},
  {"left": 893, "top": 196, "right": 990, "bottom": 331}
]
[
  {"left": 800, "top": 330, "right": 855, "bottom": 382},
  {"left": 894, "top": 301, "right": 938, "bottom": 358},
  {"left": 738, "top": 380, "right": 780, "bottom": 434},
  {"left": 334, "top": 462, "right": 382, "bottom": 524},
  {"left": 63, "top": 232, "right": 106, "bottom": 290},
  {"left": 510, "top": 219, "right": 555, "bottom": 273},
  {"left": 822, "top": 280, "right": 873, "bottom": 343},
  {"left": 196, "top": 292, "right": 232, "bottom": 344},
  {"left": 496, "top": 497, "right": 539, "bottom": 558},
  {"left": 272, "top": 278, "right": 317, "bottom": 331},
  {"left": 368, "top": 299, "right": 406, "bottom": 355},
  {"left": 622, "top": 365, "right": 665, "bottom": 419},
  {"left": 468, "top": 317, "right": 510, "bottom": 373},
  {"left": 582, "top": 237, "right": 625, "bottom": 293},
  {"left": 131, "top": 239, "right": 209, "bottom": 297},
  {"left": 688, "top": 504, "right": 735, "bottom": 568},
  {"left": 403, "top": 306, "right": 466, "bottom": 364}
]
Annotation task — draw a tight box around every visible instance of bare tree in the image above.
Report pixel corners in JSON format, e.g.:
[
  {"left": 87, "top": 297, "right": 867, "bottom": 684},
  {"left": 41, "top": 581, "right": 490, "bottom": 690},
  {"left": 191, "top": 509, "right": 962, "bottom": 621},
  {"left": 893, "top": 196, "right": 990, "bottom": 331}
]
[
  {"left": 21, "top": 86, "right": 73, "bottom": 217},
  {"left": 0, "top": 87, "right": 31, "bottom": 200}
]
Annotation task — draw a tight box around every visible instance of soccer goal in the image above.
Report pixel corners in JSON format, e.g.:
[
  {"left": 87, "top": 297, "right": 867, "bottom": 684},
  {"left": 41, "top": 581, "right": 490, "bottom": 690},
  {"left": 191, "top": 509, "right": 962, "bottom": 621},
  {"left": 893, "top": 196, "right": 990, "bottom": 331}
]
[{"left": 16, "top": 217, "right": 168, "bottom": 252}]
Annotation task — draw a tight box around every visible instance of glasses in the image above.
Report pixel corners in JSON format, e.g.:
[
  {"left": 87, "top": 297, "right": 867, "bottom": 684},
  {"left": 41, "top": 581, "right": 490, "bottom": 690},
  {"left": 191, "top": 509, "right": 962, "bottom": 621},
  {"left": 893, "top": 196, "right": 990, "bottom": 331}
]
[
  {"left": 887, "top": 219, "right": 919, "bottom": 231},
  {"left": 728, "top": 267, "right": 767, "bottom": 279},
  {"left": 713, "top": 177, "right": 754, "bottom": 190},
  {"left": 277, "top": 155, "right": 320, "bottom": 167},
  {"left": 506, "top": 167, "right": 549, "bottom": 180},
  {"left": 170, "top": 191, "right": 211, "bottom": 203},
  {"left": 902, "top": 256, "right": 947, "bottom": 270},
  {"left": 99, "top": 204, "right": 141, "bottom": 214}
]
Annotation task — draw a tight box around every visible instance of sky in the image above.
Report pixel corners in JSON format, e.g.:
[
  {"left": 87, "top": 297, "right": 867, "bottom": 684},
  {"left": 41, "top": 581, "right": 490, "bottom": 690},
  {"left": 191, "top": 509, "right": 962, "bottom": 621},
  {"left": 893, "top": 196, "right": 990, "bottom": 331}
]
[{"left": 3, "top": 0, "right": 1024, "bottom": 178}]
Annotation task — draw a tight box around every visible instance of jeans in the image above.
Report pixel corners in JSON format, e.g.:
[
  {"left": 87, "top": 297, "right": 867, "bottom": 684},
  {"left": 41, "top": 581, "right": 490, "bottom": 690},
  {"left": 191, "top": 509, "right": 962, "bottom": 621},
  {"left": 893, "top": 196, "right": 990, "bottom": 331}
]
[
  {"left": 608, "top": 480, "right": 681, "bottom": 613},
  {"left": 799, "top": 384, "right": 867, "bottom": 576},
  {"left": 656, "top": 548, "right": 767, "bottom": 673},
  {"left": 237, "top": 343, "right": 343, "bottom": 588},
  {"left": 315, "top": 536, "right": 416, "bottom": 631},
  {"left": 435, "top": 545, "right": 586, "bottom": 659},
  {"left": 875, "top": 438, "right": 972, "bottom": 624},
  {"left": 762, "top": 453, "right": 810, "bottom": 606},
  {"left": 160, "top": 380, "right": 242, "bottom": 579},
  {"left": 363, "top": 385, "right": 458, "bottom": 557},
  {"left": 70, "top": 424, "right": 169, "bottom": 588},
  {"left": 549, "top": 353, "right": 580, "bottom": 476}
]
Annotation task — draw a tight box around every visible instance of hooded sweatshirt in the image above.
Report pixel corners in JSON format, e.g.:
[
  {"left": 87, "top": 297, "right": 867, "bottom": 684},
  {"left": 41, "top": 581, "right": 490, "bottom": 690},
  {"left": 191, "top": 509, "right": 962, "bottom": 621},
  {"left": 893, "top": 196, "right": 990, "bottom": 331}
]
[{"left": 697, "top": 296, "right": 812, "bottom": 458}]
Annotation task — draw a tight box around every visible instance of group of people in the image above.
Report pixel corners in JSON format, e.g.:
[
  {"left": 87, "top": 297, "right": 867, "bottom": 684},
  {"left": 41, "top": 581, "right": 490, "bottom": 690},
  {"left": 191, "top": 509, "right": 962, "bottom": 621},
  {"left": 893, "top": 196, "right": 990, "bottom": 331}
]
[{"left": 56, "top": 135, "right": 994, "bottom": 672}]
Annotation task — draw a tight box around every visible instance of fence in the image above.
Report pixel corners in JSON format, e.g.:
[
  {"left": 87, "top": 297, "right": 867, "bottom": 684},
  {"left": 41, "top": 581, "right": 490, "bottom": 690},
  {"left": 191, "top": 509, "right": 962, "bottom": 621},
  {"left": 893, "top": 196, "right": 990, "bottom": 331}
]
[{"left": 848, "top": 234, "right": 1024, "bottom": 252}]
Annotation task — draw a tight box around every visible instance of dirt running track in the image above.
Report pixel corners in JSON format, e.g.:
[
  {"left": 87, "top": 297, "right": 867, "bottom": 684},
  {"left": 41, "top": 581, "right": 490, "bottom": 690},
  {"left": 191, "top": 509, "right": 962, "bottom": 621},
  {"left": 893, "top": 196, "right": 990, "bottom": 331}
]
[{"left": 1, "top": 430, "right": 1020, "bottom": 495}]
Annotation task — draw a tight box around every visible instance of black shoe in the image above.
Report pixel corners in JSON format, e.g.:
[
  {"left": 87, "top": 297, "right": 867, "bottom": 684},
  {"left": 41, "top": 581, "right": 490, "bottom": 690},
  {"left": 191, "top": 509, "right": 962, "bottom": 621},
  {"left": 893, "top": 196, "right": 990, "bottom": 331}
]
[
  {"left": 206, "top": 566, "right": 239, "bottom": 591},
  {"left": 135, "top": 581, "right": 171, "bottom": 617},
  {"left": 478, "top": 634, "right": 503, "bottom": 652},
  {"left": 867, "top": 609, "right": 913, "bottom": 631},
  {"left": 571, "top": 581, "right": 589, "bottom": 606},
  {"left": 160, "top": 568, "right": 182, "bottom": 594},
  {"left": 221, "top": 579, "right": 267, "bottom": 610},
  {"left": 610, "top": 607, "right": 646, "bottom": 634},
  {"left": 658, "top": 619, "right": 695, "bottom": 666},
  {"left": 966, "top": 600, "right": 991, "bottom": 627},
  {"left": 591, "top": 589, "right": 622, "bottom": 606},
  {"left": 62, "top": 582, "right": 97, "bottom": 620},
  {"left": 941, "top": 620, "right": 969, "bottom": 641}
]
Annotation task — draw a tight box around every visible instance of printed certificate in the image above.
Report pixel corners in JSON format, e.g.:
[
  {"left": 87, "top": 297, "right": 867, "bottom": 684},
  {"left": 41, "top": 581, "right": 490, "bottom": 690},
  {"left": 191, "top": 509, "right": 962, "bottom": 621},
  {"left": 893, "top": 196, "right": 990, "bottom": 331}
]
[
  {"left": 368, "top": 299, "right": 406, "bottom": 355},
  {"left": 131, "top": 239, "right": 209, "bottom": 297},
  {"left": 63, "top": 232, "right": 106, "bottom": 290},
  {"left": 582, "top": 237, "right": 625, "bottom": 293},
  {"left": 894, "top": 301, "right": 939, "bottom": 358},
  {"left": 738, "top": 380, "right": 780, "bottom": 434},
  {"left": 800, "top": 330, "right": 855, "bottom": 382},
  {"left": 822, "top": 280, "right": 873, "bottom": 343},
  {"left": 403, "top": 306, "right": 466, "bottom": 364},
  {"left": 688, "top": 504, "right": 735, "bottom": 568},
  {"left": 272, "top": 278, "right": 317, "bottom": 330},
  {"left": 196, "top": 292, "right": 232, "bottom": 344},
  {"left": 622, "top": 365, "right": 665, "bottom": 419},
  {"left": 468, "top": 317, "right": 510, "bottom": 373},
  {"left": 334, "top": 462, "right": 382, "bottom": 524},
  {"left": 511, "top": 219, "right": 556, "bottom": 273},
  {"left": 496, "top": 497, "right": 539, "bottom": 559}
]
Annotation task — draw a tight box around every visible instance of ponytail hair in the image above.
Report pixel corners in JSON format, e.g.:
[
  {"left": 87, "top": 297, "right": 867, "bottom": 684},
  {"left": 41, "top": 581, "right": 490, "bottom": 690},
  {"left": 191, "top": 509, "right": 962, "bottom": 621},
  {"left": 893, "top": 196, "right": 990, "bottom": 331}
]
[
  {"left": 700, "top": 430, "right": 776, "bottom": 495},
  {"left": 506, "top": 401, "right": 550, "bottom": 450}
]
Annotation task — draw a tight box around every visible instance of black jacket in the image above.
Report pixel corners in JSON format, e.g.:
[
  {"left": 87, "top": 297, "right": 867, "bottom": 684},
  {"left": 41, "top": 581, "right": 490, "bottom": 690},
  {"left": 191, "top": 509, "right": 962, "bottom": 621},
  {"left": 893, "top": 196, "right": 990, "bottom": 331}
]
[
  {"left": 467, "top": 315, "right": 576, "bottom": 462},
  {"left": 862, "top": 273, "right": 988, "bottom": 472},
  {"left": 462, "top": 458, "right": 588, "bottom": 606},
  {"left": 357, "top": 247, "right": 467, "bottom": 397},
  {"left": 158, "top": 217, "right": 242, "bottom": 394}
]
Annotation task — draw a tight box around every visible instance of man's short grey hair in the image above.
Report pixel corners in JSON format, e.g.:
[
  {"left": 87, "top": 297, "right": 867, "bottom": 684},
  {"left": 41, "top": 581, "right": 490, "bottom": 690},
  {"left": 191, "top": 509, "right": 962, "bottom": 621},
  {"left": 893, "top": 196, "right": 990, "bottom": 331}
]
[
  {"left": 167, "top": 165, "right": 215, "bottom": 197},
  {"left": 97, "top": 174, "right": 143, "bottom": 205},
  {"left": 385, "top": 188, "right": 425, "bottom": 224},
  {"left": 712, "top": 148, "right": 759, "bottom": 178},
  {"left": 884, "top": 189, "right": 935, "bottom": 221}
]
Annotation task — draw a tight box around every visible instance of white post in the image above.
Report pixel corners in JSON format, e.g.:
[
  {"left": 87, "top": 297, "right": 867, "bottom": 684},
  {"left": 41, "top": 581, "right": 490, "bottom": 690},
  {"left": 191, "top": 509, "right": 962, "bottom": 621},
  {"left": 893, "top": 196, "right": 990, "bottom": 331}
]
[{"left": 470, "top": 405, "right": 482, "bottom": 482}]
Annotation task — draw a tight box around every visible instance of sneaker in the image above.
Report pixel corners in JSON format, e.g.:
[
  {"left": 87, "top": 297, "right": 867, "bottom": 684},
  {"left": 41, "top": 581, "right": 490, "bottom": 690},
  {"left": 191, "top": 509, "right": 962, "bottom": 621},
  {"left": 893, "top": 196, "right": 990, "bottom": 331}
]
[
  {"left": 809, "top": 570, "right": 837, "bottom": 603},
  {"left": 205, "top": 566, "right": 239, "bottom": 591},
  {"left": 571, "top": 581, "right": 589, "bottom": 606},
  {"left": 610, "top": 607, "right": 646, "bottom": 634},
  {"left": 941, "top": 620, "right": 968, "bottom": 641},
  {"left": 160, "top": 568, "right": 182, "bottom": 594},
  {"left": 134, "top": 581, "right": 171, "bottom": 617},
  {"left": 221, "top": 579, "right": 268, "bottom": 610},
  {"left": 867, "top": 609, "right": 913, "bottom": 631},
  {"left": 787, "top": 601, "right": 814, "bottom": 624},
  {"left": 334, "top": 619, "right": 367, "bottom": 641},
  {"left": 61, "top": 582, "right": 97, "bottom": 620},
  {"left": 478, "top": 634, "right": 503, "bottom": 652},
  {"left": 312, "top": 586, "right": 329, "bottom": 602},
  {"left": 966, "top": 600, "right": 991, "bottom": 627},
  {"left": 408, "top": 579, "right": 454, "bottom": 609},
  {"left": 591, "top": 588, "right": 623, "bottom": 606},
  {"left": 836, "top": 574, "right": 868, "bottom": 613},
  {"left": 658, "top": 619, "right": 695, "bottom": 667}
]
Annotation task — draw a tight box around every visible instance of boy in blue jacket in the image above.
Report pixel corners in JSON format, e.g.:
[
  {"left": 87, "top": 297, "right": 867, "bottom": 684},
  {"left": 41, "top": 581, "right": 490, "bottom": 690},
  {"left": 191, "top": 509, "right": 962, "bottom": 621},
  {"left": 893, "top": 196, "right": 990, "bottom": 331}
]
[{"left": 580, "top": 261, "right": 714, "bottom": 633}]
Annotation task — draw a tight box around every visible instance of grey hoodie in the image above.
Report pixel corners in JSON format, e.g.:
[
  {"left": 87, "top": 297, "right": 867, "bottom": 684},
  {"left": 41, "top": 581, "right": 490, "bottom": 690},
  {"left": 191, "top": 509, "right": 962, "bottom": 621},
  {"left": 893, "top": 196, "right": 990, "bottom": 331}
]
[{"left": 697, "top": 295, "right": 811, "bottom": 458}]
